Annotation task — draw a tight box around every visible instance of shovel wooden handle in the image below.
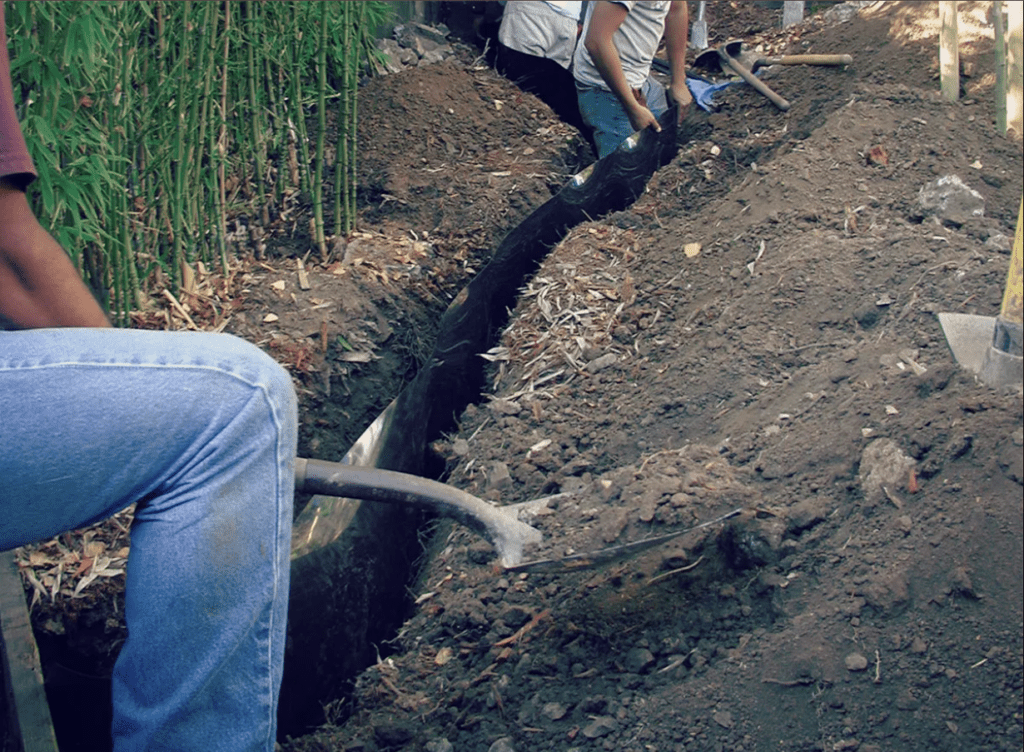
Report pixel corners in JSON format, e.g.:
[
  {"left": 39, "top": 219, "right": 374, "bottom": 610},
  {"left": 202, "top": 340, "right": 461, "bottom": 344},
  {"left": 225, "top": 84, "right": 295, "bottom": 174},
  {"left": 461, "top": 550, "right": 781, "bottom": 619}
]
[
  {"left": 722, "top": 52, "right": 791, "bottom": 111},
  {"left": 762, "top": 54, "right": 853, "bottom": 66}
]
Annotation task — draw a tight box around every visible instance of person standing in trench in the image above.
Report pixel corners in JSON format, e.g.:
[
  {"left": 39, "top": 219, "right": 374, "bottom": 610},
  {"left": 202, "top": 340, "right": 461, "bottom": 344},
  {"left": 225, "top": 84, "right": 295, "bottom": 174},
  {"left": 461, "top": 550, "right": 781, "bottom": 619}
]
[
  {"left": 495, "top": 1, "right": 591, "bottom": 136},
  {"left": 0, "top": 6, "right": 297, "bottom": 750},
  {"left": 574, "top": 0, "right": 693, "bottom": 158}
]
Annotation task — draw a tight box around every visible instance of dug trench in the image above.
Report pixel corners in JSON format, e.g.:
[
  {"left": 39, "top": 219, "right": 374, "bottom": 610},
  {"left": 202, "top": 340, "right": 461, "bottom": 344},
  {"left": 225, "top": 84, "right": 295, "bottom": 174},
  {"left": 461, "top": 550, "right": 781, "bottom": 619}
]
[
  {"left": 278, "top": 3, "right": 895, "bottom": 739},
  {"left": 8, "top": 4, "right": 1023, "bottom": 752}
]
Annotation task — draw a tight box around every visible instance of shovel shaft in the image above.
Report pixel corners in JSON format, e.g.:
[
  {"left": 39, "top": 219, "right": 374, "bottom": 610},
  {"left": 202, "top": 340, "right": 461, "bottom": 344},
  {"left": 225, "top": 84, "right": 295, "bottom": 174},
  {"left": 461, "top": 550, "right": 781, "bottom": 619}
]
[
  {"left": 1000, "top": 196, "right": 1023, "bottom": 326},
  {"left": 294, "top": 458, "right": 542, "bottom": 567}
]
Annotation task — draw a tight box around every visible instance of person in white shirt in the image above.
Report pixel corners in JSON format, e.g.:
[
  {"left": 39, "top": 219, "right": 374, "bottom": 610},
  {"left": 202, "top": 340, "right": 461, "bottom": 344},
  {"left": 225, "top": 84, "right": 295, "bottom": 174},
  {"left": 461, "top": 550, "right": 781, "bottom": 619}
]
[
  {"left": 574, "top": 1, "right": 692, "bottom": 157},
  {"left": 496, "top": 1, "right": 589, "bottom": 134}
]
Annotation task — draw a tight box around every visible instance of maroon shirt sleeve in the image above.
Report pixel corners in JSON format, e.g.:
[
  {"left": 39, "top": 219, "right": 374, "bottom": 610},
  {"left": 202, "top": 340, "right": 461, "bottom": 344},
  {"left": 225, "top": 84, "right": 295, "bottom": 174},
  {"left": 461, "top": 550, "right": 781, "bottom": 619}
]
[{"left": 0, "top": 3, "right": 37, "bottom": 187}]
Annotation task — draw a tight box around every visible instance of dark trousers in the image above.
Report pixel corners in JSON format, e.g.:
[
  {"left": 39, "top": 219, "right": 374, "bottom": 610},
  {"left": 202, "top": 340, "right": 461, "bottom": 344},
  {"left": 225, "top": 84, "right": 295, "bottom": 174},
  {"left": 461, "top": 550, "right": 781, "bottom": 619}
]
[{"left": 495, "top": 43, "right": 590, "bottom": 138}]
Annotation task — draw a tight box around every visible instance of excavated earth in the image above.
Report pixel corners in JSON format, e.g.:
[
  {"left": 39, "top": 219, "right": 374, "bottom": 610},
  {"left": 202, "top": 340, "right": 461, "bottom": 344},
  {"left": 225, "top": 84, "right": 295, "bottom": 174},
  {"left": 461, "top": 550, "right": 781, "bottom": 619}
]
[{"left": 5, "top": 3, "right": 1022, "bottom": 752}]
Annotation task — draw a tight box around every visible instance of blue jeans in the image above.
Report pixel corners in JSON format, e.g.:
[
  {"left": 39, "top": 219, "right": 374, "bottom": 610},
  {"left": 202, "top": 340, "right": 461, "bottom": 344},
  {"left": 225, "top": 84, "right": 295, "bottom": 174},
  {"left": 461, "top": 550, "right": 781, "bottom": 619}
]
[
  {"left": 577, "top": 76, "right": 669, "bottom": 159},
  {"left": 0, "top": 328, "right": 297, "bottom": 751}
]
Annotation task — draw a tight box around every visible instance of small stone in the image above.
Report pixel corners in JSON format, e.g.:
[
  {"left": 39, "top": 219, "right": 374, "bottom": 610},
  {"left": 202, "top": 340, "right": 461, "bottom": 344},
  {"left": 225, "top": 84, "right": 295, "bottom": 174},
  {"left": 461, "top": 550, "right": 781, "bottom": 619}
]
[
  {"left": 488, "top": 737, "right": 517, "bottom": 752},
  {"left": 984, "top": 233, "right": 1012, "bottom": 253},
  {"left": 541, "top": 702, "right": 568, "bottom": 720},
  {"left": 623, "top": 647, "right": 656, "bottom": 674},
  {"left": 853, "top": 299, "right": 883, "bottom": 328},
  {"left": 910, "top": 636, "right": 928, "bottom": 654},
  {"left": 419, "top": 47, "right": 451, "bottom": 66},
  {"left": 713, "top": 710, "right": 734, "bottom": 728},
  {"left": 917, "top": 174, "right": 985, "bottom": 224},
  {"left": 788, "top": 498, "right": 829, "bottom": 533},
  {"left": 948, "top": 566, "right": 978, "bottom": 598},
  {"left": 582, "top": 716, "right": 617, "bottom": 738},
  {"left": 487, "top": 461, "right": 513, "bottom": 491},
  {"left": 858, "top": 439, "right": 915, "bottom": 505},
  {"left": 845, "top": 652, "right": 869, "bottom": 671},
  {"left": 585, "top": 353, "right": 618, "bottom": 373},
  {"left": 895, "top": 690, "right": 921, "bottom": 711},
  {"left": 426, "top": 740, "right": 454, "bottom": 752},
  {"left": 489, "top": 399, "right": 521, "bottom": 416}
]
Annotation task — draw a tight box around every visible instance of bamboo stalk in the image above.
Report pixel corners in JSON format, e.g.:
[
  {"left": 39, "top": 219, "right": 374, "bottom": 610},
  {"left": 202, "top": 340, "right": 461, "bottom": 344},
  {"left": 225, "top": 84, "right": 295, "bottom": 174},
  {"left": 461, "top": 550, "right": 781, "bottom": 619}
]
[
  {"left": 351, "top": 3, "right": 367, "bottom": 231},
  {"left": 335, "top": 1, "right": 350, "bottom": 238},
  {"left": 313, "top": 0, "right": 329, "bottom": 261},
  {"left": 262, "top": 6, "right": 283, "bottom": 208},
  {"left": 294, "top": 3, "right": 314, "bottom": 199},
  {"left": 245, "top": 1, "right": 268, "bottom": 228},
  {"left": 170, "top": 1, "right": 192, "bottom": 289},
  {"left": 190, "top": 1, "right": 215, "bottom": 264},
  {"left": 217, "top": 1, "right": 231, "bottom": 276},
  {"left": 292, "top": 53, "right": 312, "bottom": 199},
  {"left": 122, "top": 14, "right": 143, "bottom": 311}
]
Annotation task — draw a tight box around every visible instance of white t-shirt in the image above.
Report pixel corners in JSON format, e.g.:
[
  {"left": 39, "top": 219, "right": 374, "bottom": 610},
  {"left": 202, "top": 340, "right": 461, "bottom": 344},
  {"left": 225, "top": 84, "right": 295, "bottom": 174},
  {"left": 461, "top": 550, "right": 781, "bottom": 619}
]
[
  {"left": 498, "top": 1, "right": 584, "bottom": 70},
  {"left": 573, "top": 1, "right": 670, "bottom": 89}
]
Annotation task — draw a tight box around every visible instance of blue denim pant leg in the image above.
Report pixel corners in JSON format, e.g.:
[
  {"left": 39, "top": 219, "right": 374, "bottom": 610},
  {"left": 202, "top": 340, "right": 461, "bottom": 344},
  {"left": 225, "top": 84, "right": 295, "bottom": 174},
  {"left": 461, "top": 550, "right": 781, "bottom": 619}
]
[
  {"left": 577, "top": 76, "right": 669, "bottom": 159},
  {"left": 0, "top": 328, "right": 297, "bottom": 752}
]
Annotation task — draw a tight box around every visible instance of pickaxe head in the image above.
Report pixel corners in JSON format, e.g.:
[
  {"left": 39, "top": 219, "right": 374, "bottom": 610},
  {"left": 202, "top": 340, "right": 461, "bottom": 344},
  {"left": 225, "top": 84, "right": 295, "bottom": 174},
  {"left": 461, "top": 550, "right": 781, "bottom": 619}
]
[{"left": 692, "top": 39, "right": 746, "bottom": 76}]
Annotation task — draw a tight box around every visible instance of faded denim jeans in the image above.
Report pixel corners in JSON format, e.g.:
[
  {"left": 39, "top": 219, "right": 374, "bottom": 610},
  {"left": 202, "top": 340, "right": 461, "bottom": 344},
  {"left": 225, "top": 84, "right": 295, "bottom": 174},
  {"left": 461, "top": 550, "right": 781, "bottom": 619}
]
[
  {"left": 577, "top": 75, "right": 669, "bottom": 159},
  {"left": 0, "top": 328, "right": 297, "bottom": 751}
]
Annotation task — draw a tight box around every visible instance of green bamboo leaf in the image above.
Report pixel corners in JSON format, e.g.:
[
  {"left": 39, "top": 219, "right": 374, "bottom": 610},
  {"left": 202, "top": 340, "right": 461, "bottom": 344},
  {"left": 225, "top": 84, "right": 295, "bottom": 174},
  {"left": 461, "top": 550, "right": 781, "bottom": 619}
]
[
  {"left": 38, "top": 177, "right": 55, "bottom": 216},
  {"left": 29, "top": 114, "right": 57, "bottom": 145}
]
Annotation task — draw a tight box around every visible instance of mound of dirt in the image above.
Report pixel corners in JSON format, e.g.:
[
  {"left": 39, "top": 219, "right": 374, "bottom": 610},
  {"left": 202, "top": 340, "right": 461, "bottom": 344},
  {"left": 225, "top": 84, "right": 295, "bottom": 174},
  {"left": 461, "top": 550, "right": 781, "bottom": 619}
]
[{"left": 280, "top": 3, "right": 1023, "bottom": 752}]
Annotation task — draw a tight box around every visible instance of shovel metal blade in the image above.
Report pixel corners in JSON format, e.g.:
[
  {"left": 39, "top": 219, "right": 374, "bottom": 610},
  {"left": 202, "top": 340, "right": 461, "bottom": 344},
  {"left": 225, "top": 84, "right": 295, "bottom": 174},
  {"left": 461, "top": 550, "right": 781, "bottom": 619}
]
[
  {"left": 938, "top": 312, "right": 996, "bottom": 375},
  {"left": 937, "top": 312, "right": 1023, "bottom": 389},
  {"left": 691, "top": 1, "right": 708, "bottom": 50}
]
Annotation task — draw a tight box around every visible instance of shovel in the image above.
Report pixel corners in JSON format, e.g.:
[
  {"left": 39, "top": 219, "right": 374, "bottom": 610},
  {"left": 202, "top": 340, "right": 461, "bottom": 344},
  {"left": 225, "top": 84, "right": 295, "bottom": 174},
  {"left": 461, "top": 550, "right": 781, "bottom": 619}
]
[
  {"left": 295, "top": 457, "right": 741, "bottom": 571},
  {"left": 937, "top": 196, "right": 1023, "bottom": 389},
  {"left": 693, "top": 39, "right": 790, "bottom": 111},
  {"left": 690, "top": 1, "right": 708, "bottom": 50}
]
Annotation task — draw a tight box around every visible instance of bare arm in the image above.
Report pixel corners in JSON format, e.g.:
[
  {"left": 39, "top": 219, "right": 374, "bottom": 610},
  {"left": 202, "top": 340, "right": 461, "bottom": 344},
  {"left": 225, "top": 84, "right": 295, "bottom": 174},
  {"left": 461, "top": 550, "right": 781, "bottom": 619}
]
[
  {"left": 664, "top": 0, "right": 692, "bottom": 121},
  {"left": 584, "top": 1, "right": 661, "bottom": 133},
  {"left": 0, "top": 178, "right": 109, "bottom": 328}
]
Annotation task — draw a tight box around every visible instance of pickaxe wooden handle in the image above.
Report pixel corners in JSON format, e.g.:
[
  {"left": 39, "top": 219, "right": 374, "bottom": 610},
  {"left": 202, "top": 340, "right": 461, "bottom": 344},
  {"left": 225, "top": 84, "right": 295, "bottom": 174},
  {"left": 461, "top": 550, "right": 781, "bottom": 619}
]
[
  {"left": 751, "top": 53, "right": 853, "bottom": 71},
  {"left": 721, "top": 49, "right": 791, "bottom": 111}
]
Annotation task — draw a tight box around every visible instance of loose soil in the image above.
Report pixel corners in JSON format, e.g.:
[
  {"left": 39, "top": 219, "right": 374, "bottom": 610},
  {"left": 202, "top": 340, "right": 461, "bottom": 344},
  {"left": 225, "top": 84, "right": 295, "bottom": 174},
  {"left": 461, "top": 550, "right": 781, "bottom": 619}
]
[{"left": 5, "top": 3, "right": 1022, "bottom": 752}]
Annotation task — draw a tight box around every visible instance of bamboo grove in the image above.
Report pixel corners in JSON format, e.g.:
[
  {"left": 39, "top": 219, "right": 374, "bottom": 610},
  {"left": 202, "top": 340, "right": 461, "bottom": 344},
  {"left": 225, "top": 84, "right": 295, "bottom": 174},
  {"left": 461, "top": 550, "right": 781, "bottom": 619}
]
[{"left": 6, "top": 1, "right": 390, "bottom": 324}]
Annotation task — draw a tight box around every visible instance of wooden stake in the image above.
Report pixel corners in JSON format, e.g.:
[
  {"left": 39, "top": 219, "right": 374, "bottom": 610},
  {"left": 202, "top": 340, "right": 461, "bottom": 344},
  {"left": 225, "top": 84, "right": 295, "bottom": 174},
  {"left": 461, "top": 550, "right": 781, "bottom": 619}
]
[
  {"left": 0, "top": 553, "right": 59, "bottom": 752},
  {"left": 1008, "top": 1, "right": 1023, "bottom": 138},
  {"left": 995, "top": 1, "right": 1007, "bottom": 134},
  {"left": 939, "top": 1, "right": 960, "bottom": 102},
  {"left": 782, "top": 1, "right": 804, "bottom": 28}
]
